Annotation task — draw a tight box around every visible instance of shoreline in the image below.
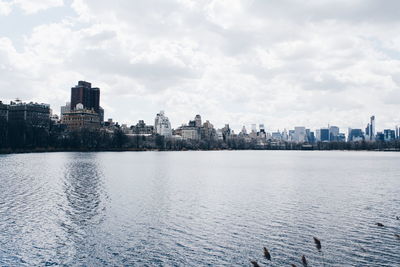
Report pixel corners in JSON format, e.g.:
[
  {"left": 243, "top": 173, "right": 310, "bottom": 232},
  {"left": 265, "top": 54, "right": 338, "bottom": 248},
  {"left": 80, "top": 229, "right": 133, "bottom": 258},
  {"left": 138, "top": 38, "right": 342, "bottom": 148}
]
[{"left": 1, "top": 148, "right": 399, "bottom": 155}]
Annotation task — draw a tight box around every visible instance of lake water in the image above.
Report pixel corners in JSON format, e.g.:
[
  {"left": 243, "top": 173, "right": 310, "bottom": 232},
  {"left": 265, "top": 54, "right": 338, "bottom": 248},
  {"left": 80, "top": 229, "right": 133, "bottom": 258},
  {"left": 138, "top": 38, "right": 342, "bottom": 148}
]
[{"left": 0, "top": 151, "right": 399, "bottom": 266}]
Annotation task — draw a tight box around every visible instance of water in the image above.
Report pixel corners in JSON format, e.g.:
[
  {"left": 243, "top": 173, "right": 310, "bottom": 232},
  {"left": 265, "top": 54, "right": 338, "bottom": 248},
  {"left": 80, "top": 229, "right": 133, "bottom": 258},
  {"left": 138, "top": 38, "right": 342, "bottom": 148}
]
[{"left": 0, "top": 151, "right": 399, "bottom": 266}]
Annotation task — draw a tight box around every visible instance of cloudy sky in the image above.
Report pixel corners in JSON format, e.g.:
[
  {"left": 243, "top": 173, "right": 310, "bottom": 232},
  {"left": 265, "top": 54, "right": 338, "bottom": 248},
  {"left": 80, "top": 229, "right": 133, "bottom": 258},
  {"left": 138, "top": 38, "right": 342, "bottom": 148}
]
[{"left": 1, "top": 0, "right": 400, "bottom": 132}]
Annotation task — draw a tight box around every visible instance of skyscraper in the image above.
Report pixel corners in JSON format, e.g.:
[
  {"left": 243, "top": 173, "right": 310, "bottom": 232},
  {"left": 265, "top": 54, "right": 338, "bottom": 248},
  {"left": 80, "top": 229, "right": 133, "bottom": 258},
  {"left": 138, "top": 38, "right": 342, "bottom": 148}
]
[
  {"left": 70, "top": 81, "right": 100, "bottom": 113},
  {"left": 383, "top": 129, "right": 396, "bottom": 141},
  {"left": 320, "top": 128, "right": 330, "bottom": 142},
  {"left": 329, "top": 126, "right": 339, "bottom": 141},
  {"left": 195, "top": 114, "right": 202, "bottom": 128},
  {"left": 60, "top": 102, "right": 70, "bottom": 120},
  {"left": 294, "top": 127, "right": 306, "bottom": 142},
  {"left": 154, "top": 111, "right": 172, "bottom": 137},
  {"left": 365, "top": 115, "right": 375, "bottom": 141}
]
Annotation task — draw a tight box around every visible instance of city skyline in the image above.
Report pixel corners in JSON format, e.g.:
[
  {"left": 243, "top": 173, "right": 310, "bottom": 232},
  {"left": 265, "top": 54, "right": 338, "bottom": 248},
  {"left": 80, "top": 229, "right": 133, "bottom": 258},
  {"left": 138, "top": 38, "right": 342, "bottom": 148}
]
[
  {"left": 1, "top": 1, "right": 400, "bottom": 131},
  {"left": 1, "top": 86, "right": 399, "bottom": 137},
  {"left": 1, "top": 89, "right": 398, "bottom": 141}
]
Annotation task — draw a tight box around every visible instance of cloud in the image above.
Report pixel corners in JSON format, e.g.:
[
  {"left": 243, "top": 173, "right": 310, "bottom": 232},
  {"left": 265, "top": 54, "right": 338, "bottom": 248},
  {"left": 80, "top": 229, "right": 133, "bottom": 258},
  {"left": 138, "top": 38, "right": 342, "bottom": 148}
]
[
  {"left": 0, "top": 0, "right": 64, "bottom": 15},
  {"left": 15, "top": 0, "right": 64, "bottom": 14},
  {"left": 0, "top": 0, "right": 400, "bottom": 132},
  {"left": 0, "top": 1, "right": 12, "bottom": 15}
]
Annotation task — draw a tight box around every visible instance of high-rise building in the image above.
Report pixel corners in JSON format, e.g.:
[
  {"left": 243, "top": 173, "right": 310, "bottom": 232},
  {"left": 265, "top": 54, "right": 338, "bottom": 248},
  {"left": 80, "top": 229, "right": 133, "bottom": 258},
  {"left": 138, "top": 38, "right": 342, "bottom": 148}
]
[
  {"left": 348, "top": 128, "right": 364, "bottom": 142},
  {"left": 315, "top": 129, "right": 321, "bottom": 141},
  {"left": 375, "top": 132, "right": 384, "bottom": 141},
  {"left": 293, "top": 127, "right": 306, "bottom": 142},
  {"left": 306, "top": 129, "right": 315, "bottom": 143},
  {"left": 338, "top": 133, "right": 346, "bottom": 142},
  {"left": 60, "top": 102, "right": 71, "bottom": 120},
  {"left": 271, "top": 131, "right": 282, "bottom": 141},
  {"left": 282, "top": 129, "right": 288, "bottom": 141},
  {"left": 154, "top": 111, "right": 172, "bottom": 137},
  {"left": 99, "top": 107, "right": 104, "bottom": 123},
  {"left": 195, "top": 114, "right": 202, "bottom": 128},
  {"left": 70, "top": 81, "right": 100, "bottom": 113},
  {"left": 365, "top": 115, "right": 375, "bottom": 141},
  {"left": 320, "top": 128, "right": 330, "bottom": 142},
  {"left": 240, "top": 125, "right": 247, "bottom": 135},
  {"left": 221, "top": 124, "right": 231, "bottom": 141},
  {"left": 383, "top": 129, "right": 396, "bottom": 141},
  {"left": 201, "top": 120, "right": 217, "bottom": 140},
  {"left": 329, "top": 126, "right": 339, "bottom": 141}
]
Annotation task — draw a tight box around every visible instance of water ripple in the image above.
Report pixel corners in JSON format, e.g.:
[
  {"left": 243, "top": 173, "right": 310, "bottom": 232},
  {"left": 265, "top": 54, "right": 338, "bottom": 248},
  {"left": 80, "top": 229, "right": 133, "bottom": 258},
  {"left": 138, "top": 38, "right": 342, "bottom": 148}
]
[{"left": 0, "top": 151, "right": 399, "bottom": 266}]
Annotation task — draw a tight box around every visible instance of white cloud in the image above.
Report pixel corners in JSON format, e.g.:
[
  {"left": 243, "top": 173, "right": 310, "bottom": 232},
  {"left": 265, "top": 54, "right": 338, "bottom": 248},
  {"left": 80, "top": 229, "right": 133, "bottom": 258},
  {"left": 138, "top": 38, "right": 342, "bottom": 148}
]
[
  {"left": 0, "top": 0, "right": 64, "bottom": 15},
  {"left": 0, "top": 0, "right": 12, "bottom": 15},
  {"left": 14, "top": 0, "right": 64, "bottom": 14}
]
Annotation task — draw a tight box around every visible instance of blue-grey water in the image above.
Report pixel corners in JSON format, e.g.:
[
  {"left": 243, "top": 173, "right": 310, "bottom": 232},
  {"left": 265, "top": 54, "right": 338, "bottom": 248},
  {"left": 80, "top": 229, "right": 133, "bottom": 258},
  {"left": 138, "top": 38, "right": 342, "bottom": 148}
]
[{"left": 0, "top": 151, "right": 399, "bottom": 266}]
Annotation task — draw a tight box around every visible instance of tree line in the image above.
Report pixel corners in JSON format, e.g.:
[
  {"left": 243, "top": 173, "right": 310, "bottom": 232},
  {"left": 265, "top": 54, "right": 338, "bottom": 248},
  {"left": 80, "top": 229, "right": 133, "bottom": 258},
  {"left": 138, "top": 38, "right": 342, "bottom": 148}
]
[{"left": 1, "top": 119, "right": 400, "bottom": 153}]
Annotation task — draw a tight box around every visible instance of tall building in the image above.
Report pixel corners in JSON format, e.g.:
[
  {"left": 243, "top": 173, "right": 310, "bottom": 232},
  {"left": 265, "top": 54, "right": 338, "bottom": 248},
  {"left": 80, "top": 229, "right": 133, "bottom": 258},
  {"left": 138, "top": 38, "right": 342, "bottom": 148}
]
[
  {"left": 221, "top": 124, "right": 231, "bottom": 141},
  {"left": 70, "top": 81, "right": 100, "bottom": 113},
  {"left": 306, "top": 129, "right": 315, "bottom": 143},
  {"left": 240, "top": 125, "right": 247, "bottom": 135},
  {"left": 348, "top": 128, "right": 364, "bottom": 142},
  {"left": 201, "top": 120, "right": 217, "bottom": 140},
  {"left": 99, "top": 107, "right": 104, "bottom": 123},
  {"left": 282, "top": 129, "right": 288, "bottom": 141},
  {"left": 329, "top": 126, "right": 339, "bottom": 141},
  {"left": 60, "top": 102, "right": 71, "bottom": 120},
  {"left": 320, "top": 128, "right": 330, "bottom": 142},
  {"left": 383, "top": 129, "right": 396, "bottom": 141},
  {"left": 365, "top": 115, "right": 375, "bottom": 141},
  {"left": 195, "top": 114, "right": 202, "bottom": 128},
  {"left": 154, "top": 111, "right": 172, "bottom": 137},
  {"left": 293, "top": 127, "right": 306, "bottom": 142}
]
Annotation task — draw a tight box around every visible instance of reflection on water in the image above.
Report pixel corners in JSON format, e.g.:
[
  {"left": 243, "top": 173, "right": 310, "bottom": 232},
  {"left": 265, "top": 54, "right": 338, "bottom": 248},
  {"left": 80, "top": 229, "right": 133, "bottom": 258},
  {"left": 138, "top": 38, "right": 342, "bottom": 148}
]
[
  {"left": 0, "top": 151, "right": 399, "bottom": 266},
  {"left": 61, "top": 153, "right": 108, "bottom": 265}
]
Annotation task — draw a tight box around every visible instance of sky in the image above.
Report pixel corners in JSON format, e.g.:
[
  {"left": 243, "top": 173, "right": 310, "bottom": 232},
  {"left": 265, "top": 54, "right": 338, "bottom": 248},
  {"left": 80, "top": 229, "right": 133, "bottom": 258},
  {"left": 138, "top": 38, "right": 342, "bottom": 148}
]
[{"left": 0, "top": 0, "right": 400, "bottom": 132}]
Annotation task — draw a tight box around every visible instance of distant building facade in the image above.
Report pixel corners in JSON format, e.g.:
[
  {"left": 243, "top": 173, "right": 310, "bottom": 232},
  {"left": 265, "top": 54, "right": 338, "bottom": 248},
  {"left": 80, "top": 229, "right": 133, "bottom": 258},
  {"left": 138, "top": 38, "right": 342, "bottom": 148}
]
[
  {"left": 154, "top": 111, "right": 172, "bottom": 137},
  {"left": 130, "top": 120, "right": 154, "bottom": 135},
  {"left": 365, "top": 115, "right": 375, "bottom": 141},
  {"left": 61, "top": 106, "right": 100, "bottom": 130},
  {"left": 320, "top": 128, "right": 330, "bottom": 142},
  {"left": 8, "top": 100, "right": 51, "bottom": 127},
  {"left": 0, "top": 101, "right": 9, "bottom": 121},
  {"left": 383, "top": 129, "right": 396, "bottom": 141},
  {"left": 60, "top": 102, "right": 71, "bottom": 120},
  {"left": 293, "top": 127, "right": 306, "bottom": 143},
  {"left": 329, "top": 126, "right": 340, "bottom": 141},
  {"left": 348, "top": 128, "right": 364, "bottom": 142}
]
